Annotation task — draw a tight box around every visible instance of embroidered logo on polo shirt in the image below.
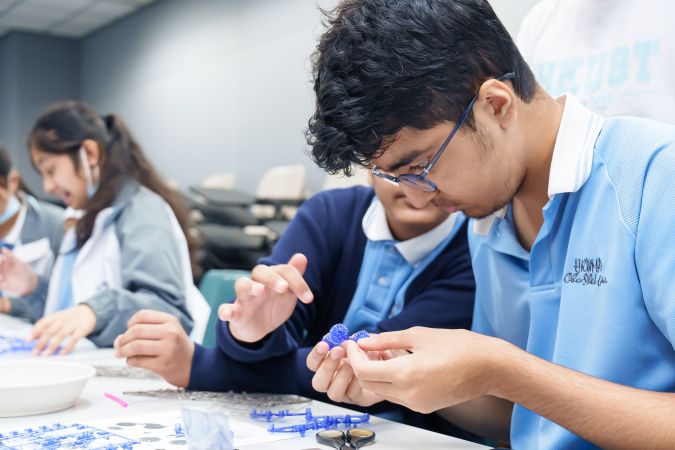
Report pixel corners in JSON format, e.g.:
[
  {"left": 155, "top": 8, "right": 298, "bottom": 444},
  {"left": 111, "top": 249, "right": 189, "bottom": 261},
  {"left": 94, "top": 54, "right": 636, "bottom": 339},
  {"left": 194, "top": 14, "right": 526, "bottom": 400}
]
[{"left": 564, "top": 258, "right": 607, "bottom": 287}]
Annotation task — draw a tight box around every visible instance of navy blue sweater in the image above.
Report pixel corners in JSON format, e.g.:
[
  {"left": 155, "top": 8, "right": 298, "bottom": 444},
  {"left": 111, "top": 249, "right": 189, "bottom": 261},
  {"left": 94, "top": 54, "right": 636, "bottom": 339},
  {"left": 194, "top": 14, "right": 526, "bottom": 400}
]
[{"left": 189, "top": 186, "right": 475, "bottom": 402}]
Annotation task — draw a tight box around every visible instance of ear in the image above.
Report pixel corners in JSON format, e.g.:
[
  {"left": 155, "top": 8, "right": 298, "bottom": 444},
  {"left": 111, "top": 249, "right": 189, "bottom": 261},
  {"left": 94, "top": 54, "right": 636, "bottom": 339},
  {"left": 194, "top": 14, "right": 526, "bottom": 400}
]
[
  {"left": 81, "top": 139, "right": 101, "bottom": 168},
  {"left": 475, "top": 78, "right": 517, "bottom": 129},
  {"left": 7, "top": 170, "right": 20, "bottom": 193}
]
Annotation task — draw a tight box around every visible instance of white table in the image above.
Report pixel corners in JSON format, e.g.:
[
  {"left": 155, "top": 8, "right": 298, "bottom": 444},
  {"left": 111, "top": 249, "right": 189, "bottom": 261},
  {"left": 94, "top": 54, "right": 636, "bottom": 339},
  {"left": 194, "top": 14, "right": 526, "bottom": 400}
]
[{"left": 0, "top": 314, "right": 488, "bottom": 450}]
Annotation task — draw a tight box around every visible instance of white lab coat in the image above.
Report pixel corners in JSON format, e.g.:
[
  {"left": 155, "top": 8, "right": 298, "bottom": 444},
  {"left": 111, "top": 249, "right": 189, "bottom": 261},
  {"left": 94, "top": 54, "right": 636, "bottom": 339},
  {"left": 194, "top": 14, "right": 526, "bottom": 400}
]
[{"left": 35, "top": 182, "right": 209, "bottom": 345}]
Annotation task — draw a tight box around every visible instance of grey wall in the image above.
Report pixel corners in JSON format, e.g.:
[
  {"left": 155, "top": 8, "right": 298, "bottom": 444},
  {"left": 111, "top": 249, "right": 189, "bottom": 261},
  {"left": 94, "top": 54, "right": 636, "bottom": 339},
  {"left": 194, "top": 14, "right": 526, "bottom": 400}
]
[
  {"left": 0, "top": 0, "right": 541, "bottom": 196},
  {"left": 491, "top": 0, "right": 541, "bottom": 39},
  {"left": 0, "top": 32, "right": 80, "bottom": 193},
  {"left": 81, "top": 0, "right": 331, "bottom": 194},
  {"left": 80, "top": 0, "right": 541, "bottom": 195}
]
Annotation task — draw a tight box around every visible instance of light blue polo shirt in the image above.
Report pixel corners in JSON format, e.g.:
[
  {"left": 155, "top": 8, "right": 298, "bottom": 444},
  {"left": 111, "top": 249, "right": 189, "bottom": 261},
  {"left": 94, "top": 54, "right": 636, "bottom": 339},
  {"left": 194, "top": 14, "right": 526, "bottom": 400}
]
[
  {"left": 343, "top": 198, "right": 464, "bottom": 332},
  {"left": 469, "top": 94, "right": 675, "bottom": 449}
]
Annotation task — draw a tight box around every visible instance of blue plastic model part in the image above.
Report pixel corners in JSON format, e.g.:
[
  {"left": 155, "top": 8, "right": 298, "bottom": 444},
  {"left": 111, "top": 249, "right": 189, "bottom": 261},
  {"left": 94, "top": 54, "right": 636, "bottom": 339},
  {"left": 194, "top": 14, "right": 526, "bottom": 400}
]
[
  {"left": 350, "top": 330, "right": 370, "bottom": 342},
  {"left": 174, "top": 423, "right": 185, "bottom": 437},
  {"left": 0, "top": 423, "right": 139, "bottom": 450},
  {"left": 252, "top": 407, "right": 370, "bottom": 437},
  {"left": 0, "top": 335, "right": 36, "bottom": 355},
  {"left": 321, "top": 324, "right": 369, "bottom": 350}
]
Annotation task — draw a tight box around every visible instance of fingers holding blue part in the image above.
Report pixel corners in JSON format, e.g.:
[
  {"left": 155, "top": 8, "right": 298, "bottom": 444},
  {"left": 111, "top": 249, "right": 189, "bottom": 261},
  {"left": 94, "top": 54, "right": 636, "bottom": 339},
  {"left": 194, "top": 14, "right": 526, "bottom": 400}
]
[
  {"left": 353, "top": 328, "right": 416, "bottom": 353},
  {"left": 306, "top": 341, "right": 331, "bottom": 372},
  {"left": 310, "top": 346, "right": 344, "bottom": 391},
  {"left": 345, "top": 340, "right": 400, "bottom": 382}
]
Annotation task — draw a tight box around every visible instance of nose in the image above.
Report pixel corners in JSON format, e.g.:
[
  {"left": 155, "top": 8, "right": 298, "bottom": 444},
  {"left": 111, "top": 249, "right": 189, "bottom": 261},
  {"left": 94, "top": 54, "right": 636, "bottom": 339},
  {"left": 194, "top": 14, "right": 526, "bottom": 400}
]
[
  {"left": 42, "top": 177, "right": 55, "bottom": 194},
  {"left": 399, "top": 184, "right": 439, "bottom": 208}
]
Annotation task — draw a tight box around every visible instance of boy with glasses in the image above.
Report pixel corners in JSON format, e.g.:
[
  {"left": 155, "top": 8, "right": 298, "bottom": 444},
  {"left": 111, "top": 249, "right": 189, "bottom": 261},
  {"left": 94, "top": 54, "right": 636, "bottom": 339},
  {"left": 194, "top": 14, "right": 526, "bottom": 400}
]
[{"left": 305, "top": 0, "right": 675, "bottom": 448}]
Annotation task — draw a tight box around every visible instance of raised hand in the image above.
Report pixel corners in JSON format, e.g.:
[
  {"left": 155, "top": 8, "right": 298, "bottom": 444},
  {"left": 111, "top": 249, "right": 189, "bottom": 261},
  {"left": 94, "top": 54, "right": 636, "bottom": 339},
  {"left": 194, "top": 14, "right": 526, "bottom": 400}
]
[
  {"left": 218, "top": 253, "right": 314, "bottom": 343},
  {"left": 0, "top": 247, "right": 38, "bottom": 296}
]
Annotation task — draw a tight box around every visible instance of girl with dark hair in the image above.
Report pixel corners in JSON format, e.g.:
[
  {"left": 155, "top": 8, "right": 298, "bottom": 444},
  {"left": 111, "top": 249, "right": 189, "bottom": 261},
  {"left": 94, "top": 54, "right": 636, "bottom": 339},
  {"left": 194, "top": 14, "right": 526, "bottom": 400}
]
[
  {"left": 0, "top": 147, "right": 64, "bottom": 317},
  {"left": 0, "top": 101, "right": 209, "bottom": 355}
]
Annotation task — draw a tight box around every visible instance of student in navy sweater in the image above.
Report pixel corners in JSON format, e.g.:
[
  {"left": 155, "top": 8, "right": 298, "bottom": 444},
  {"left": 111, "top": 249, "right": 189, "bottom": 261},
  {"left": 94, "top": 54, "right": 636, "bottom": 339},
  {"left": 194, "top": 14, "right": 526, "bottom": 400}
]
[{"left": 114, "top": 175, "right": 474, "bottom": 410}]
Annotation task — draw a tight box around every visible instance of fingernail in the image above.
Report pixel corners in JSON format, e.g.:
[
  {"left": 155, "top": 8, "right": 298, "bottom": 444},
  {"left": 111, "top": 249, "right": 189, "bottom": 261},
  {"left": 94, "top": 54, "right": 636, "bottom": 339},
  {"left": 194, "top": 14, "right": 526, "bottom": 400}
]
[
  {"left": 357, "top": 337, "right": 370, "bottom": 344},
  {"left": 316, "top": 345, "right": 326, "bottom": 355}
]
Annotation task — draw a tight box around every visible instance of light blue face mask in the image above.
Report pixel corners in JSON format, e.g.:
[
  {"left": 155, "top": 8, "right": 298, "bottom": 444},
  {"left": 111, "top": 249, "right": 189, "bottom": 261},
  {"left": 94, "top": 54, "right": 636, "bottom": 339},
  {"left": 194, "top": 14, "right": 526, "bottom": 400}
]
[
  {"left": 79, "top": 146, "right": 99, "bottom": 199},
  {"left": 0, "top": 194, "right": 20, "bottom": 226},
  {"left": 0, "top": 168, "right": 21, "bottom": 226}
]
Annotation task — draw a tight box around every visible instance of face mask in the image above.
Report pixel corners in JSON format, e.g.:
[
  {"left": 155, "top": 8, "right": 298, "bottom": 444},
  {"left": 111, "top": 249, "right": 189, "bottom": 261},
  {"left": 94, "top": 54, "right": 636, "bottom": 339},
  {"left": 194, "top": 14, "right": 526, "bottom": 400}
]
[
  {"left": 64, "top": 206, "right": 85, "bottom": 221},
  {"left": 0, "top": 194, "right": 20, "bottom": 226},
  {"left": 79, "top": 147, "right": 100, "bottom": 199},
  {"left": 0, "top": 169, "right": 21, "bottom": 226}
]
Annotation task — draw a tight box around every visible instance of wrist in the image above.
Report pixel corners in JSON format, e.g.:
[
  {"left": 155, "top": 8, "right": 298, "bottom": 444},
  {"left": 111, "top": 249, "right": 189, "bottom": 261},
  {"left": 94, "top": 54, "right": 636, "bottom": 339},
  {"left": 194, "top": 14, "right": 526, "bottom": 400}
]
[
  {"left": 179, "top": 341, "right": 195, "bottom": 388},
  {"left": 22, "top": 273, "right": 39, "bottom": 296},
  {"left": 479, "top": 337, "right": 523, "bottom": 399},
  {"left": 228, "top": 322, "right": 270, "bottom": 350},
  {"left": 0, "top": 297, "right": 10, "bottom": 314}
]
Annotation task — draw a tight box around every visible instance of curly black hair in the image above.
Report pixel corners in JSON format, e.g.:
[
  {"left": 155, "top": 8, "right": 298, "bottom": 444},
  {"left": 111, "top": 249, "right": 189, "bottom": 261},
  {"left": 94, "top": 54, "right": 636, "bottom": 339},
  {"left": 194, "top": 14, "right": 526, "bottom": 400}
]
[{"left": 307, "top": 0, "right": 537, "bottom": 175}]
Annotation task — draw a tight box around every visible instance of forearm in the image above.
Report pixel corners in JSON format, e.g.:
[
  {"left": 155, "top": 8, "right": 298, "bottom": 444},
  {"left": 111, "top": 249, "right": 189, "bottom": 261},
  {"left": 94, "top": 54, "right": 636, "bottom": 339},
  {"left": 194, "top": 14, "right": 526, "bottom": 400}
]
[
  {"left": 8, "top": 276, "right": 49, "bottom": 322},
  {"left": 86, "top": 288, "right": 193, "bottom": 347},
  {"left": 437, "top": 396, "right": 512, "bottom": 443},
  {"left": 487, "top": 341, "right": 675, "bottom": 449},
  {"left": 0, "top": 297, "right": 10, "bottom": 314}
]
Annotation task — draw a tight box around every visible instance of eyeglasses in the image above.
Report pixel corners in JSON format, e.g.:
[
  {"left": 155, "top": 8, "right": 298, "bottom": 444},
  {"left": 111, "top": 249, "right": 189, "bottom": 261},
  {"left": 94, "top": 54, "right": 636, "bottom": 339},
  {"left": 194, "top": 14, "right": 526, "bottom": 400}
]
[{"left": 372, "top": 72, "right": 516, "bottom": 192}]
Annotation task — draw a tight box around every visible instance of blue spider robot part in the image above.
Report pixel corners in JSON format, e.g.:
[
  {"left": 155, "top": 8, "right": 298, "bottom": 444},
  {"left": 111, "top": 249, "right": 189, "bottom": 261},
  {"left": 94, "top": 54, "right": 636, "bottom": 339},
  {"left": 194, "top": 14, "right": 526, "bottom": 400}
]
[
  {"left": 0, "top": 335, "right": 36, "bottom": 355},
  {"left": 252, "top": 408, "right": 370, "bottom": 437},
  {"left": 321, "top": 324, "right": 370, "bottom": 350},
  {"left": 174, "top": 423, "right": 185, "bottom": 437},
  {"left": 0, "top": 423, "right": 138, "bottom": 450}
]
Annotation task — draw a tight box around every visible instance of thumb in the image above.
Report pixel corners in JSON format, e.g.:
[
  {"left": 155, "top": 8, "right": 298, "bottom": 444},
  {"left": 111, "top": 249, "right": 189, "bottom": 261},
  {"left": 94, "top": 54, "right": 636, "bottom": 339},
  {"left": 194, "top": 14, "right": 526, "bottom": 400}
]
[
  {"left": 287, "top": 253, "right": 308, "bottom": 276},
  {"left": 356, "top": 329, "right": 416, "bottom": 353}
]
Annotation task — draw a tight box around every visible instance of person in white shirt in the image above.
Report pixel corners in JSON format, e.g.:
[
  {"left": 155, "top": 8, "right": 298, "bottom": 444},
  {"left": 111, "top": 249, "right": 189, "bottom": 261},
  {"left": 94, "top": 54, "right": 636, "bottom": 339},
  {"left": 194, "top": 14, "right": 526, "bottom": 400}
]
[{"left": 517, "top": 0, "right": 675, "bottom": 123}]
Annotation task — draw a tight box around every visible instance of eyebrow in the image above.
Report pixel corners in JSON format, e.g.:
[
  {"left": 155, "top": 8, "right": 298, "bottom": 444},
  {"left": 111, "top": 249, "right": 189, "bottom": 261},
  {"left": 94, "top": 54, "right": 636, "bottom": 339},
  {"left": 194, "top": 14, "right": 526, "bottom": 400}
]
[
  {"left": 34, "top": 155, "right": 52, "bottom": 169},
  {"left": 379, "top": 149, "right": 428, "bottom": 173}
]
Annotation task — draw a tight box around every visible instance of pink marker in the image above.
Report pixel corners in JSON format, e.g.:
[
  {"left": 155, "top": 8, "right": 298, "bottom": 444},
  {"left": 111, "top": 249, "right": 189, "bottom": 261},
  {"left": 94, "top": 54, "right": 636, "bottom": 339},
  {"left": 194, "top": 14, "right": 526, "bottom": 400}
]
[{"left": 104, "top": 392, "right": 128, "bottom": 408}]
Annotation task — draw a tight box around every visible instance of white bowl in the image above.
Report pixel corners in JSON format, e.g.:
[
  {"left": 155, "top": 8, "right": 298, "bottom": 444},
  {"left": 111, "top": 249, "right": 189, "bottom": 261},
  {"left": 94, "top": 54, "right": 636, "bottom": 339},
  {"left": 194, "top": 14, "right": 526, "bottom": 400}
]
[{"left": 0, "top": 361, "right": 96, "bottom": 417}]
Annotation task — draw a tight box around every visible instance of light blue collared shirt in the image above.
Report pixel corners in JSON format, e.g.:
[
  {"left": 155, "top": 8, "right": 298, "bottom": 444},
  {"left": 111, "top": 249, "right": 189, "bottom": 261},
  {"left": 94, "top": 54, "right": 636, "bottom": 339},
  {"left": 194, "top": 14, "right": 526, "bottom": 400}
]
[
  {"left": 470, "top": 94, "right": 675, "bottom": 449},
  {"left": 342, "top": 199, "right": 463, "bottom": 332}
]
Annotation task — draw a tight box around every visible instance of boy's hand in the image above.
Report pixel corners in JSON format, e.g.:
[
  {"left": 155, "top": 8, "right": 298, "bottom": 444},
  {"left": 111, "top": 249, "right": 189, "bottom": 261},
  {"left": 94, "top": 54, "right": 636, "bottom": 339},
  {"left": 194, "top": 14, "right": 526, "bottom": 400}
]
[
  {"left": 306, "top": 340, "right": 386, "bottom": 407},
  {"left": 219, "top": 253, "right": 314, "bottom": 343},
  {"left": 346, "top": 327, "right": 498, "bottom": 414},
  {"left": 114, "top": 310, "right": 194, "bottom": 388}
]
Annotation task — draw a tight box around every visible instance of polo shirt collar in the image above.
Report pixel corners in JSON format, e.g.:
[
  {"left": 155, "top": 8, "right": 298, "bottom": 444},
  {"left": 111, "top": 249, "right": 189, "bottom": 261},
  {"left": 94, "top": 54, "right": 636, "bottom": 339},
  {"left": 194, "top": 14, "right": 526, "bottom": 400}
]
[
  {"left": 362, "top": 198, "right": 459, "bottom": 266},
  {"left": 473, "top": 93, "right": 604, "bottom": 236}
]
